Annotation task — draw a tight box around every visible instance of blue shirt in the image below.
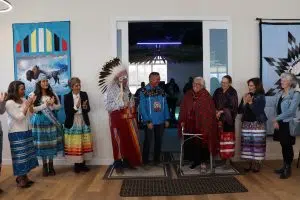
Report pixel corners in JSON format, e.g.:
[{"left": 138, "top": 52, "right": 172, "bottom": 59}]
[{"left": 139, "top": 84, "right": 170, "bottom": 125}]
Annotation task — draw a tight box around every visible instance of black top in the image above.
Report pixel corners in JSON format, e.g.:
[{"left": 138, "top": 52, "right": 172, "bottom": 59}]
[
  {"left": 64, "top": 91, "right": 90, "bottom": 129},
  {"left": 277, "top": 96, "right": 283, "bottom": 117},
  {"left": 241, "top": 101, "right": 257, "bottom": 122},
  {"left": 238, "top": 93, "right": 267, "bottom": 123}
]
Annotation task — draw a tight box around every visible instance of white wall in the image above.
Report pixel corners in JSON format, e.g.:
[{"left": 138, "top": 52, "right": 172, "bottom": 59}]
[{"left": 1, "top": 0, "right": 300, "bottom": 164}]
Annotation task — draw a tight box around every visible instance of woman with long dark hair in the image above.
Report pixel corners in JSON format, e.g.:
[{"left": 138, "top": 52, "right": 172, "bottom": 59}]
[
  {"left": 238, "top": 78, "right": 267, "bottom": 172},
  {"left": 5, "top": 81, "right": 38, "bottom": 188},
  {"left": 30, "top": 75, "right": 63, "bottom": 177}
]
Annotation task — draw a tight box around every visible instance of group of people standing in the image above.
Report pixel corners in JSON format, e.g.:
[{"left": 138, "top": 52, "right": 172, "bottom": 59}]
[
  {"left": 100, "top": 57, "right": 300, "bottom": 180},
  {"left": 180, "top": 72, "right": 299, "bottom": 179},
  {"left": 0, "top": 75, "right": 93, "bottom": 190},
  {"left": 0, "top": 58, "right": 298, "bottom": 191}
]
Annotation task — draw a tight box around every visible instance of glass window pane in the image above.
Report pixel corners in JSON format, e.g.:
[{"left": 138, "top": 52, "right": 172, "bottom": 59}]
[
  {"left": 129, "top": 86, "right": 138, "bottom": 94},
  {"left": 210, "top": 29, "right": 228, "bottom": 93},
  {"left": 117, "top": 29, "right": 122, "bottom": 59},
  {"left": 137, "top": 64, "right": 151, "bottom": 85},
  {"left": 153, "top": 64, "right": 167, "bottom": 83},
  {"left": 129, "top": 65, "right": 138, "bottom": 86}
]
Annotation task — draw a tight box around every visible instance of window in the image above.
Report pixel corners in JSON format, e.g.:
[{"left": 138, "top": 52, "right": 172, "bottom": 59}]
[{"left": 129, "top": 56, "right": 167, "bottom": 94}]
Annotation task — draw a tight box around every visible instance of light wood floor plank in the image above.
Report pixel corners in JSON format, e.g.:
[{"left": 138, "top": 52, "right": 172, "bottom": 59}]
[{"left": 0, "top": 161, "right": 299, "bottom": 200}]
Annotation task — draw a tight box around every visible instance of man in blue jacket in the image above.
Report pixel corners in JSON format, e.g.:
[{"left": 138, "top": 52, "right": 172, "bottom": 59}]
[{"left": 140, "top": 72, "right": 170, "bottom": 166}]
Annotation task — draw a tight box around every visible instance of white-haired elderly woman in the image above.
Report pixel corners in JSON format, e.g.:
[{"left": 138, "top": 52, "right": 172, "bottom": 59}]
[
  {"left": 178, "top": 77, "right": 218, "bottom": 171},
  {"left": 273, "top": 72, "right": 300, "bottom": 179}
]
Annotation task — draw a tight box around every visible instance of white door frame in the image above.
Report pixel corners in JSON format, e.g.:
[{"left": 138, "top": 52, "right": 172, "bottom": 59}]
[
  {"left": 111, "top": 16, "right": 232, "bottom": 92},
  {"left": 203, "top": 21, "right": 232, "bottom": 91}
]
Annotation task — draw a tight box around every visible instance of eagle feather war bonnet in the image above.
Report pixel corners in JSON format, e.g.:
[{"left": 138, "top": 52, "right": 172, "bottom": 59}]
[{"left": 98, "top": 57, "right": 128, "bottom": 94}]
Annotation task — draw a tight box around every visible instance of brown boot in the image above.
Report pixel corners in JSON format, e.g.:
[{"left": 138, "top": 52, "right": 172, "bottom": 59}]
[
  {"left": 43, "top": 163, "right": 48, "bottom": 177},
  {"left": 74, "top": 163, "right": 81, "bottom": 173},
  {"left": 24, "top": 175, "right": 34, "bottom": 185},
  {"left": 16, "top": 176, "right": 30, "bottom": 188},
  {"left": 80, "top": 161, "right": 90, "bottom": 172},
  {"left": 48, "top": 162, "right": 56, "bottom": 176}
]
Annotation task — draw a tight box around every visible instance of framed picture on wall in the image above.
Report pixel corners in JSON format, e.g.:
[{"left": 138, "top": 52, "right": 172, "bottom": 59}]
[
  {"left": 259, "top": 22, "right": 300, "bottom": 135},
  {"left": 12, "top": 21, "right": 71, "bottom": 122},
  {"left": 260, "top": 22, "right": 300, "bottom": 96}
]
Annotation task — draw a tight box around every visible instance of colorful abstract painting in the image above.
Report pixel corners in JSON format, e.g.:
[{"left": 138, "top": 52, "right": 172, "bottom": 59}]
[
  {"left": 260, "top": 22, "right": 300, "bottom": 96},
  {"left": 13, "top": 21, "right": 71, "bottom": 122}
]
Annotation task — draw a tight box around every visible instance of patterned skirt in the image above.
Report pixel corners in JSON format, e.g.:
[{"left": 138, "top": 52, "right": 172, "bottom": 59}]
[
  {"left": 64, "top": 114, "right": 93, "bottom": 163},
  {"left": 8, "top": 130, "right": 39, "bottom": 176},
  {"left": 241, "top": 121, "right": 266, "bottom": 160},
  {"left": 31, "top": 113, "right": 63, "bottom": 158},
  {"left": 218, "top": 121, "right": 235, "bottom": 159}
]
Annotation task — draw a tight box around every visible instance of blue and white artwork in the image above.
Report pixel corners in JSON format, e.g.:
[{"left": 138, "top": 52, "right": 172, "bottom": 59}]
[
  {"left": 261, "top": 23, "right": 300, "bottom": 95},
  {"left": 13, "top": 21, "right": 71, "bottom": 123}
]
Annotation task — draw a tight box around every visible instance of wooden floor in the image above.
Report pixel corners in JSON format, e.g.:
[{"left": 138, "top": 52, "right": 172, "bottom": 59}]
[{"left": 0, "top": 160, "right": 300, "bottom": 200}]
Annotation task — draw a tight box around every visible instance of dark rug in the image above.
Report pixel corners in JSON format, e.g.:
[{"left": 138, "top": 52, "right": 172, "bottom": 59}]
[
  {"left": 120, "top": 176, "right": 248, "bottom": 197},
  {"left": 103, "top": 153, "right": 172, "bottom": 180},
  {"left": 172, "top": 162, "right": 243, "bottom": 177},
  {"left": 103, "top": 164, "right": 172, "bottom": 180},
  {"left": 169, "top": 152, "right": 244, "bottom": 177}
]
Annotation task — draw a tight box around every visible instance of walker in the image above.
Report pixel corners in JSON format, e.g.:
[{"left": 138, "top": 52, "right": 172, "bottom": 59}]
[{"left": 178, "top": 127, "right": 214, "bottom": 174}]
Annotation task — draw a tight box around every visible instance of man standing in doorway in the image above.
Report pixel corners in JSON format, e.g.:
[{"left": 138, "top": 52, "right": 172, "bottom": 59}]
[
  {"left": 140, "top": 72, "right": 170, "bottom": 166},
  {"left": 166, "top": 78, "right": 180, "bottom": 123}
]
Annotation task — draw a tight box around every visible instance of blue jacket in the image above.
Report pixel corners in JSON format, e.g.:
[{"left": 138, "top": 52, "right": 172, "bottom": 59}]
[
  {"left": 139, "top": 84, "right": 170, "bottom": 125},
  {"left": 275, "top": 89, "right": 300, "bottom": 122}
]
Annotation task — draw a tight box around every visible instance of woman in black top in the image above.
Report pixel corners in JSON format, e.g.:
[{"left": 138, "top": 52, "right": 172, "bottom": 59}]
[
  {"left": 238, "top": 78, "right": 267, "bottom": 172},
  {"left": 64, "top": 77, "right": 93, "bottom": 173}
]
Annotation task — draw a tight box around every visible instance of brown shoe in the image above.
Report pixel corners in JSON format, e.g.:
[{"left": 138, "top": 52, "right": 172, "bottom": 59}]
[
  {"left": 16, "top": 175, "right": 34, "bottom": 185},
  {"left": 16, "top": 176, "right": 31, "bottom": 188},
  {"left": 43, "top": 163, "right": 48, "bottom": 177},
  {"left": 115, "top": 167, "right": 124, "bottom": 174},
  {"left": 74, "top": 163, "right": 81, "bottom": 173},
  {"left": 80, "top": 162, "right": 90, "bottom": 172},
  {"left": 24, "top": 175, "right": 34, "bottom": 185},
  {"left": 48, "top": 162, "right": 56, "bottom": 176}
]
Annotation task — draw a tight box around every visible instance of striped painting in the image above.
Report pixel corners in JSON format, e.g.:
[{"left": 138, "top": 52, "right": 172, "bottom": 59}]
[
  {"left": 15, "top": 28, "right": 68, "bottom": 53},
  {"left": 13, "top": 21, "right": 71, "bottom": 123}
]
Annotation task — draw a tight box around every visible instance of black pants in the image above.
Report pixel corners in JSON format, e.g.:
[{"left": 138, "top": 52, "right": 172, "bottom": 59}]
[
  {"left": 184, "top": 138, "right": 210, "bottom": 164},
  {"left": 142, "top": 124, "right": 165, "bottom": 164},
  {"left": 167, "top": 98, "right": 177, "bottom": 120},
  {"left": 281, "top": 143, "right": 294, "bottom": 165}
]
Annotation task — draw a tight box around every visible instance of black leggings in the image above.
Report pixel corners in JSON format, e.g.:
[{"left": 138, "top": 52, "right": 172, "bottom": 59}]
[{"left": 281, "top": 143, "right": 294, "bottom": 165}]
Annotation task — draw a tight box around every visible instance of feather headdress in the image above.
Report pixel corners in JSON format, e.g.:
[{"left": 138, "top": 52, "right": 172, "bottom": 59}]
[{"left": 98, "top": 57, "right": 128, "bottom": 94}]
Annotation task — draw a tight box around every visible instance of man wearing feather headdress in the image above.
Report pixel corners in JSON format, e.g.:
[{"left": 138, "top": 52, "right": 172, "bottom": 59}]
[{"left": 99, "top": 58, "right": 142, "bottom": 173}]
